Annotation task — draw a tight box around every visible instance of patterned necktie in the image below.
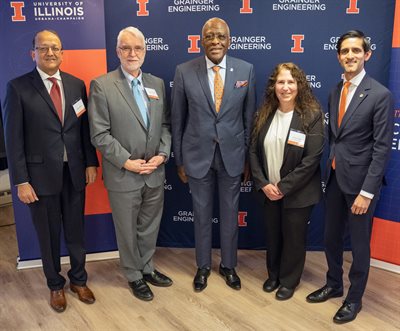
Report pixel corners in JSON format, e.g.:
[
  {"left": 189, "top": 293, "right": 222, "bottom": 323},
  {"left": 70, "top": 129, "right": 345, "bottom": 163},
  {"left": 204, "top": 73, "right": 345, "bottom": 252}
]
[
  {"left": 212, "top": 66, "right": 224, "bottom": 113},
  {"left": 131, "top": 78, "right": 149, "bottom": 128},
  {"left": 48, "top": 77, "right": 62, "bottom": 122},
  {"left": 332, "top": 81, "right": 351, "bottom": 170}
]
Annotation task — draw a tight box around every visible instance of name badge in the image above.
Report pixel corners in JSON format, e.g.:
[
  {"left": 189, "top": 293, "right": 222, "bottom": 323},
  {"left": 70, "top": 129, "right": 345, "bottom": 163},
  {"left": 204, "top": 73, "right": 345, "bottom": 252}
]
[
  {"left": 72, "top": 99, "right": 86, "bottom": 117},
  {"left": 144, "top": 87, "right": 159, "bottom": 100},
  {"left": 287, "top": 129, "right": 306, "bottom": 148}
]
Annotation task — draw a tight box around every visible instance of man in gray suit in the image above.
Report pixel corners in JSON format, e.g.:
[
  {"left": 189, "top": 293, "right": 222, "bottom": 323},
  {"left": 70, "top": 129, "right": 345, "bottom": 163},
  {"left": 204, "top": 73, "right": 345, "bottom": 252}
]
[
  {"left": 171, "top": 17, "right": 256, "bottom": 292},
  {"left": 88, "top": 27, "right": 172, "bottom": 301}
]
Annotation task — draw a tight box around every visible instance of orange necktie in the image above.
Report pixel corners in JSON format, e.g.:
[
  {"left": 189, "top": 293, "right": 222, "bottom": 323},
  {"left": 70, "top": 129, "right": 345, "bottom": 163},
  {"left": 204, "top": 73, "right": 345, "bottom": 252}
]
[
  {"left": 213, "top": 66, "right": 224, "bottom": 112},
  {"left": 48, "top": 77, "right": 63, "bottom": 122},
  {"left": 332, "top": 81, "right": 351, "bottom": 169}
]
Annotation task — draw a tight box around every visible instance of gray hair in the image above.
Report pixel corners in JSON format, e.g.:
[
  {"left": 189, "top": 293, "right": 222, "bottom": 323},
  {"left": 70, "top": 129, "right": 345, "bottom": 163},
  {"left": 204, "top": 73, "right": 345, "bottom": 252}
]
[{"left": 117, "top": 26, "right": 146, "bottom": 46}]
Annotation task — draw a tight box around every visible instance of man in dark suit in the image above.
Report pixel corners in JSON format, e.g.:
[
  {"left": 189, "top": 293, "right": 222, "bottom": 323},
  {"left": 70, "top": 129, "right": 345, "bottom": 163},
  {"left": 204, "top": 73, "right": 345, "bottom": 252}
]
[
  {"left": 306, "top": 30, "right": 393, "bottom": 324},
  {"left": 4, "top": 30, "right": 98, "bottom": 312},
  {"left": 171, "top": 17, "right": 256, "bottom": 292},
  {"left": 88, "top": 27, "right": 172, "bottom": 302}
]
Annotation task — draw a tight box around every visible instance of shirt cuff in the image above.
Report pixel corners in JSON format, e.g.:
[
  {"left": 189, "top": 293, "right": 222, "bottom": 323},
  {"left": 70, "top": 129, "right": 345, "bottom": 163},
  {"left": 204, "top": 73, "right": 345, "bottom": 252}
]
[{"left": 360, "top": 190, "right": 374, "bottom": 199}]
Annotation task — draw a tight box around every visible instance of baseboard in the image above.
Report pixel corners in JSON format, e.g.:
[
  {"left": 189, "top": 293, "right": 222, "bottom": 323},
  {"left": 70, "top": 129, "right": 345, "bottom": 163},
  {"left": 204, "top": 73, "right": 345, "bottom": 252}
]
[
  {"left": 16, "top": 250, "right": 120, "bottom": 270},
  {"left": 370, "top": 258, "right": 400, "bottom": 274}
]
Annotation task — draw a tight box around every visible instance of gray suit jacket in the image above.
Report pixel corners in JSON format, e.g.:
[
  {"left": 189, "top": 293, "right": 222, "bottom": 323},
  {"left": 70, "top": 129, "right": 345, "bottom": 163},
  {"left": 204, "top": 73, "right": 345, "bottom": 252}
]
[
  {"left": 88, "top": 67, "right": 171, "bottom": 192},
  {"left": 171, "top": 56, "right": 256, "bottom": 179},
  {"left": 326, "top": 75, "right": 393, "bottom": 196}
]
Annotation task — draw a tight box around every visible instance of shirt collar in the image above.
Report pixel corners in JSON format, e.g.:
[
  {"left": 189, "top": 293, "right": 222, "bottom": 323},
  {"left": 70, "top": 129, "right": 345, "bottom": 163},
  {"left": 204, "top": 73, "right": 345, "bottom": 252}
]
[
  {"left": 343, "top": 69, "right": 366, "bottom": 87},
  {"left": 205, "top": 55, "right": 226, "bottom": 70},
  {"left": 36, "top": 67, "right": 61, "bottom": 81},
  {"left": 121, "top": 66, "right": 143, "bottom": 86}
]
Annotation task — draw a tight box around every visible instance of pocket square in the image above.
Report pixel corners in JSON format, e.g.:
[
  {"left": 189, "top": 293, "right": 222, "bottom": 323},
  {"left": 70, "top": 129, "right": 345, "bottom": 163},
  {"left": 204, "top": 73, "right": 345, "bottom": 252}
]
[{"left": 235, "top": 80, "right": 248, "bottom": 88}]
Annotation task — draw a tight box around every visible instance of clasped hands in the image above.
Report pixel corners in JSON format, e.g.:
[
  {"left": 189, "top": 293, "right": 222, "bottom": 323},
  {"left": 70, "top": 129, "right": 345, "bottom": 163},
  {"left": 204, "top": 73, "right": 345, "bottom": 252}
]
[
  {"left": 124, "top": 155, "right": 165, "bottom": 175},
  {"left": 262, "top": 183, "right": 284, "bottom": 201}
]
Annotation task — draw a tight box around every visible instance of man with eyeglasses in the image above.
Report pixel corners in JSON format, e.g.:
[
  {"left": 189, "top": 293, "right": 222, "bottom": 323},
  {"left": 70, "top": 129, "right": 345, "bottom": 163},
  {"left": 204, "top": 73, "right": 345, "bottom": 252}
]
[
  {"left": 171, "top": 17, "right": 256, "bottom": 292},
  {"left": 88, "top": 26, "right": 172, "bottom": 301},
  {"left": 4, "top": 30, "right": 98, "bottom": 312}
]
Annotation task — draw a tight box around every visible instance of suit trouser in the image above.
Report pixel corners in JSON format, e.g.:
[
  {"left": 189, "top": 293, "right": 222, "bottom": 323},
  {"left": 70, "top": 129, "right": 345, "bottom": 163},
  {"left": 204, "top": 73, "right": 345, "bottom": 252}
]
[
  {"left": 263, "top": 198, "right": 313, "bottom": 288},
  {"left": 187, "top": 146, "right": 241, "bottom": 269},
  {"left": 324, "top": 171, "right": 377, "bottom": 303},
  {"left": 29, "top": 163, "right": 87, "bottom": 290},
  {"left": 108, "top": 184, "right": 164, "bottom": 282}
]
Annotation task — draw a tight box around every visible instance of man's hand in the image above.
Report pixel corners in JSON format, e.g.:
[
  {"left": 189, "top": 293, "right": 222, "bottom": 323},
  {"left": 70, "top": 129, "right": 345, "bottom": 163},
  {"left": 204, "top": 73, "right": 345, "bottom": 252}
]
[
  {"left": 177, "top": 166, "right": 188, "bottom": 183},
  {"left": 351, "top": 194, "right": 371, "bottom": 215},
  {"left": 123, "top": 159, "right": 157, "bottom": 175},
  {"left": 147, "top": 155, "right": 166, "bottom": 167},
  {"left": 262, "top": 183, "right": 284, "bottom": 201},
  {"left": 17, "top": 183, "right": 39, "bottom": 204},
  {"left": 85, "top": 166, "right": 97, "bottom": 184}
]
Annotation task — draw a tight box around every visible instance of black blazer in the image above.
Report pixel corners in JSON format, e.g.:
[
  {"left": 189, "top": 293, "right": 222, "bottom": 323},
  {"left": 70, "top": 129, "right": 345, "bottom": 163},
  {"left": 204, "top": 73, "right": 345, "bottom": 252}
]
[
  {"left": 249, "top": 109, "right": 324, "bottom": 208},
  {"left": 4, "top": 68, "right": 98, "bottom": 195}
]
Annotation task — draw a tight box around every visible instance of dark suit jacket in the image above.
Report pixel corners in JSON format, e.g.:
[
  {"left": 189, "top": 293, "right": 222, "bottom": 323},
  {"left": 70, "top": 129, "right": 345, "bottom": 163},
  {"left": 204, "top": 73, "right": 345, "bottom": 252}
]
[
  {"left": 171, "top": 56, "right": 256, "bottom": 178},
  {"left": 250, "top": 109, "right": 324, "bottom": 208},
  {"left": 4, "top": 68, "right": 98, "bottom": 195},
  {"left": 326, "top": 75, "right": 393, "bottom": 196}
]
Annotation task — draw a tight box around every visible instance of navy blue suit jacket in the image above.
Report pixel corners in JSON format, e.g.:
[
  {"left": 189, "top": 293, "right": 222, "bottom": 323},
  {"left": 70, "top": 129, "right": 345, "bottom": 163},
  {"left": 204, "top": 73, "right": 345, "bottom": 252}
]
[
  {"left": 171, "top": 56, "right": 256, "bottom": 178},
  {"left": 326, "top": 75, "right": 393, "bottom": 196}
]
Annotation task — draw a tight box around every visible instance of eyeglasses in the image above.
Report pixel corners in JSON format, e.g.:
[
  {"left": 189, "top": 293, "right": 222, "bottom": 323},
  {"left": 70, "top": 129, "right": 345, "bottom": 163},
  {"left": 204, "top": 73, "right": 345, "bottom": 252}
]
[
  {"left": 118, "top": 46, "right": 145, "bottom": 55},
  {"left": 34, "top": 46, "right": 62, "bottom": 54},
  {"left": 203, "top": 34, "right": 228, "bottom": 42}
]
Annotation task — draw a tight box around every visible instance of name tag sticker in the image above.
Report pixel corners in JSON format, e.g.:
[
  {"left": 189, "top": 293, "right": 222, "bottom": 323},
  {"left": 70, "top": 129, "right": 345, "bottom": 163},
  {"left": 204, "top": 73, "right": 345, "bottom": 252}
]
[
  {"left": 287, "top": 129, "right": 306, "bottom": 148},
  {"left": 72, "top": 99, "right": 86, "bottom": 117},
  {"left": 144, "top": 87, "right": 159, "bottom": 100}
]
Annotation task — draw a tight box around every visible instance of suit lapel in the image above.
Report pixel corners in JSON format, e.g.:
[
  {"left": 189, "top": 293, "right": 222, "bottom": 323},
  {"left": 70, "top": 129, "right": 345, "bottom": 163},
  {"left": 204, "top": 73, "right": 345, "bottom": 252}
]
[
  {"left": 196, "top": 58, "right": 217, "bottom": 115},
  {"left": 142, "top": 73, "right": 156, "bottom": 131},
  {"left": 60, "top": 72, "right": 72, "bottom": 126},
  {"left": 218, "top": 56, "right": 234, "bottom": 116},
  {"left": 330, "top": 82, "right": 342, "bottom": 138},
  {"left": 114, "top": 68, "right": 148, "bottom": 130},
  {"left": 338, "top": 76, "right": 370, "bottom": 134},
  {"left": 30, "top": 69, "right": 61, "bottom": 123}
]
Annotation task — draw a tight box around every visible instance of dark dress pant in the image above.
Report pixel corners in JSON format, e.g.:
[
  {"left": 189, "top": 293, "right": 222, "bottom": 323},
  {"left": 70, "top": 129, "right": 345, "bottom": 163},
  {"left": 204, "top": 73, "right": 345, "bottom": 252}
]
[
  {"left": 324, "top": 171, "right": 377, "bottom": 303},
  {"left": 263, "top": 198, "right": 313, "bottom": 288},
  {"left": 29, "top": 163, "right": 87, "bottom": 290},
  {"left": 188, "top": 145, "right": 241, "bottom": 269}
]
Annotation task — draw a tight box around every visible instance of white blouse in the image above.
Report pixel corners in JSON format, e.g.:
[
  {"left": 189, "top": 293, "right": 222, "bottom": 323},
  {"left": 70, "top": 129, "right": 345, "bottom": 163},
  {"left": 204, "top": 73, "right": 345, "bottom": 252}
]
[{"left": 263, "top": 109, "right": 294, "bottom": 184}]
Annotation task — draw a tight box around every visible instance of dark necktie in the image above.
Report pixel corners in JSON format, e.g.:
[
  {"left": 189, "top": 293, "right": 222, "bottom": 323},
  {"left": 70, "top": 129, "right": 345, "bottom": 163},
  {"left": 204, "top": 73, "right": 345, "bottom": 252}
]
[{"left": 48, "top": 77, "right": 63, "bottom": 122}]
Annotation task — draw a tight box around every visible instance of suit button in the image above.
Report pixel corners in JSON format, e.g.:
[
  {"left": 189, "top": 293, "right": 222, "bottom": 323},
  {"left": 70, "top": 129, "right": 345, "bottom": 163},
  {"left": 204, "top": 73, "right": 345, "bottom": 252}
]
[{"left": 213, "top": 138, "right": 219, "bottom": 143}]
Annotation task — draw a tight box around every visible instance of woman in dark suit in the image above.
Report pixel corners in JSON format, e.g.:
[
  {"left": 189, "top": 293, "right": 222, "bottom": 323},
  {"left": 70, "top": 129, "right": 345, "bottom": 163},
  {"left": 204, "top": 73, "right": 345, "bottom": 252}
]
[{"left": 249, "top": 62, "right": 324, "bottom": 300}]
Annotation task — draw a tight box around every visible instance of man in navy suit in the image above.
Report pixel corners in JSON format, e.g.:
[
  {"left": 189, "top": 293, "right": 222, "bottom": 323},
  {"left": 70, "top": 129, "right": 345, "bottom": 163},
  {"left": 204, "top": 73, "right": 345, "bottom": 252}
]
[
  {"left": 171, "top": 17, "right": 256, "bottom": 292},
  {"left": 4, "top": 30, "right": 98, "bottom": 312},
  {"left": 306, "top": 30, "right": 393, "bottom": 324}
]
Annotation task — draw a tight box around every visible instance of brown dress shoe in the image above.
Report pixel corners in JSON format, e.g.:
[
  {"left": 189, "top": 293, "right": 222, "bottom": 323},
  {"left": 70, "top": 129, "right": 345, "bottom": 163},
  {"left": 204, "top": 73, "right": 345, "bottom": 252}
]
[
  {"left": 70, "top": 284, "right": 96, "bottom": 304},
  {"left": 50, "top": 289, "right": 66, "bottom": 313}
]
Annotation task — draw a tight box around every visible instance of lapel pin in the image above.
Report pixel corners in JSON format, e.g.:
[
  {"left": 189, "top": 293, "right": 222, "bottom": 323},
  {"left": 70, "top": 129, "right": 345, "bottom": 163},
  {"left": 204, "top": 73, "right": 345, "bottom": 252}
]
[
  {"left": 230, "top": 68, "right": 233, "bottom": 72},
  {"left": 359, "top": 93, "right": 364, "bottom": 98}
]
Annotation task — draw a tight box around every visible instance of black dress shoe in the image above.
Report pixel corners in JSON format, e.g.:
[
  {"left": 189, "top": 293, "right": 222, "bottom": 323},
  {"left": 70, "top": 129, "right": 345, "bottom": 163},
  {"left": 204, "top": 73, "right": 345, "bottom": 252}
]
[
  {"left": 275, "top": 286, "right": 295, "bottom": 300},
  {"left": 333, "top": 301, "right": 362, "bottom": 324},
  {"left": 128, "top": 279, "right": 154, "bottom": 301},
  {"left": 193, "top": 268, "right": 211, "bottom": 292},
  {"left": 306, "top": 285, "right": 343, "bottom": 303},
  {"left": 263, "top": 279, "right": 280, "bottom": 293},
  {"left": 144, "top": 270, "right": 173, "bottom": 287},
  {"left": 219, "top": 265, "right": 241, "bottom": 290}
]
